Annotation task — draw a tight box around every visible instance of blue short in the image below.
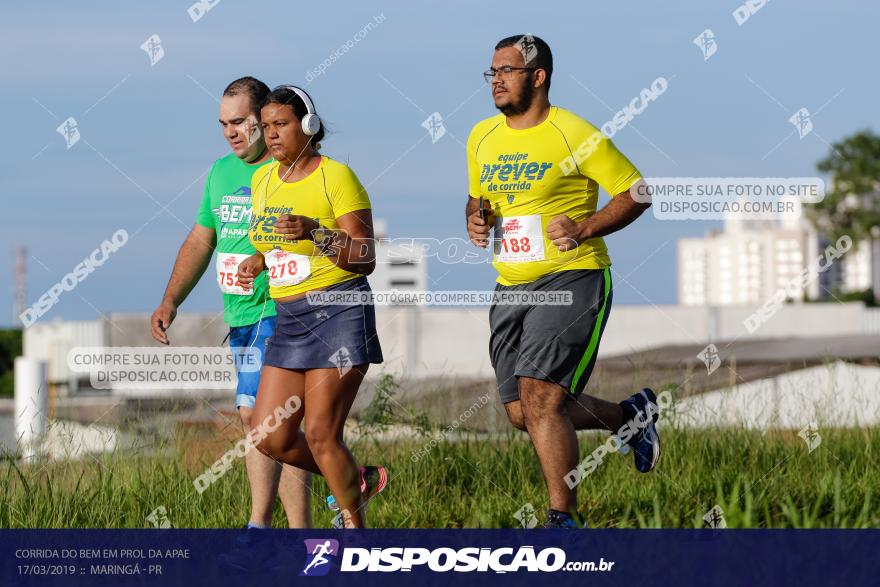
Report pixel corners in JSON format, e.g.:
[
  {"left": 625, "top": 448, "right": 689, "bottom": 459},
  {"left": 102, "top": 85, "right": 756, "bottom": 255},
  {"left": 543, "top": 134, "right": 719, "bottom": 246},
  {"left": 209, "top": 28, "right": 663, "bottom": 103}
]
[
  {"left": 229, "top": 315, "right": 276, "bottom": 409},
  {"left": 264, "top": 277, "right": 383, "bottom": 370}
]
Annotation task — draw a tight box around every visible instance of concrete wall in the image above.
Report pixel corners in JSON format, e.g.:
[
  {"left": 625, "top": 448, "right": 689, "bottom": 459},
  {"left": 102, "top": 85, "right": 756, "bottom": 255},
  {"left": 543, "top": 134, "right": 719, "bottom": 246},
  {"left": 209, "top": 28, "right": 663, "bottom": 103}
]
[
  {"left": 672, "top": 361, "right": 880, "bottom": 429},
  {"left": 23, "top": 302, "right": 880, "bottom": 382}
]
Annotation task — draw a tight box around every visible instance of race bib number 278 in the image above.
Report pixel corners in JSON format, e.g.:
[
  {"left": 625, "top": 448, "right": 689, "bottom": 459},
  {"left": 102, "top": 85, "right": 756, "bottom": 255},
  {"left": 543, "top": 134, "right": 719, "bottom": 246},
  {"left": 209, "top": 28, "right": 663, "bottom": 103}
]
[{"left": 265, "top": 249, "right": 311, "bottom": 288}]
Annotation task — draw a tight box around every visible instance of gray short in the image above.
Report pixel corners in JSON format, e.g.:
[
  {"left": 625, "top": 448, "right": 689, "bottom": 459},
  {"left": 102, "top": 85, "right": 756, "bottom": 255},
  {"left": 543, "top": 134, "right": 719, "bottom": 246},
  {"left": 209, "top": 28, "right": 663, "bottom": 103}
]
[{"left": 489, "top": 268, "right": 612, "bottom": 404}]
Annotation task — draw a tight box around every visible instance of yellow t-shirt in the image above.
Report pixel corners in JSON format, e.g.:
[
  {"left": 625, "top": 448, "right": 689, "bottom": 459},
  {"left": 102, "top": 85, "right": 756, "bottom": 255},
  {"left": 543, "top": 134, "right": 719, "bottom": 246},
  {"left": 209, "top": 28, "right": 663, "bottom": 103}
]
[
  {"left": 249, "top": 156, "right": 371, "bottom": 298},
  {"left": 466, "top": 106, "right": 642, "bottom": 285}
]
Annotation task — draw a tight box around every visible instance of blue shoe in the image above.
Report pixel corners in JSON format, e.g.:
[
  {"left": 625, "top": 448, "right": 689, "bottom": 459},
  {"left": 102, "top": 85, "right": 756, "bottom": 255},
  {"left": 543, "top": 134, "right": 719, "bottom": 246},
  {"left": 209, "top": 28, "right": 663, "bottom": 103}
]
[
  {"left": 620, "top": 388, "right": 661, "bottom": 473},
  {"left": 217, "top": 527, "right": 272, "bottom": 572},
  {"left": 542, "top": 510, "right": 586, "bottom": 528}
]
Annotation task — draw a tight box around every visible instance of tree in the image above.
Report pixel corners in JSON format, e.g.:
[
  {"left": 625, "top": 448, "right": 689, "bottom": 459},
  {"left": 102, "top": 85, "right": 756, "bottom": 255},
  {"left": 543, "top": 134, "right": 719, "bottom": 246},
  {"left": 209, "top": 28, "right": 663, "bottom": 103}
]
[{"left": 810, "top": 129, "right": 880, "bottom": 297}]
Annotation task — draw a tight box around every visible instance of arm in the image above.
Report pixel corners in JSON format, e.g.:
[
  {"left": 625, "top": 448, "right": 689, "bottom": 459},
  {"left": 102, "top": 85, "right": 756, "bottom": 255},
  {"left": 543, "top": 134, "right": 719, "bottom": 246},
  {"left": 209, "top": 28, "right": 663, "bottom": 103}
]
[
  {"left": 237, "top": 250, "right": 266, "bottom": 291},
  {"left": 546, "top": 184, "right": 650, "bottom": 252},
  {"left": 465, "top": 196, "right": 496, "bottom": 248},
  {"left": 328, "top": 209, "right": 376, "bottom": 275},
  {"left": 150, "top": 224, "right": 216, "bottom": 344},
  {"left": 273, "top": 209, "right": 377, "bottom": 275}
]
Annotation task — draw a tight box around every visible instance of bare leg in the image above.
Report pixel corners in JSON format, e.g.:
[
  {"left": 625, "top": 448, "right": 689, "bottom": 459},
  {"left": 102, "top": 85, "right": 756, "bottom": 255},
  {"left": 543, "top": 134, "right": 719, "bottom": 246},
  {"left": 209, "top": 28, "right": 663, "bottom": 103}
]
[
  {"left": 302, "top": 366, "right": 368, "bottom": 528},
  {"left": 519, "top": 376, "right": 579, "bottom": 513},
  {"left": 279, "top": 466, "right": 312, "bottom": 528},
  {"left": 239, "top": 406, "right": 282, "bottom": 527},
  {"left": 251, "top": 366, "right": 320, "bottom": 473},
  {"left": 505, "top": 394, "right": 625, "bottom": 432},
  {"left": 567, "top": 395, "right": 625, "bottom": 431},
  {"left": 252, "top": 365, "right": 368, "bottom": 528}
]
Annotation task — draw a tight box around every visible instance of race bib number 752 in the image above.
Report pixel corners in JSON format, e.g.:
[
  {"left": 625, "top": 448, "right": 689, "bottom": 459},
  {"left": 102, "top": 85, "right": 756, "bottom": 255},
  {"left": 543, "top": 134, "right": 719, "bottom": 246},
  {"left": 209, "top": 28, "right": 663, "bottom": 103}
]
[{"left": 216, "top": 253, "right": 248, "bottom": 295}]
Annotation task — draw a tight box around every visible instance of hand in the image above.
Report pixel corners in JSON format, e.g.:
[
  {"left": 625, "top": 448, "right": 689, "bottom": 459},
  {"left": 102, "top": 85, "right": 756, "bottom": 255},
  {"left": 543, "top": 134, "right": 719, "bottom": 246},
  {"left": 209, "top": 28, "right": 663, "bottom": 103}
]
[
  {"left": 237, "top": 252, "right": 266, "bottom": 291},
  {"left": 150, "top": 301, "right": 177, "bottom": 345},
  {"left": 275, "top": 214, "right": 319, "bottom": 241},
  {"left": 546, "top": 214, "right": 585, "bottom": 252},
  {"left": 467, "top": 202, "right": 496, "bottom": 248}
]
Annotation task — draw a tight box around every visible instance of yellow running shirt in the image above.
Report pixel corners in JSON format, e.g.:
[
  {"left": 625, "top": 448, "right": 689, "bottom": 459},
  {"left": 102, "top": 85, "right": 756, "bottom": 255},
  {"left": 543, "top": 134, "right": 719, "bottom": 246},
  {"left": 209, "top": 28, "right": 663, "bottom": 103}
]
[
  {"left": 466, "top": 106, "right": 642, "bottom": 285},
  {"left": 249, "top": 156, "right": 371, "bottom": 299}
]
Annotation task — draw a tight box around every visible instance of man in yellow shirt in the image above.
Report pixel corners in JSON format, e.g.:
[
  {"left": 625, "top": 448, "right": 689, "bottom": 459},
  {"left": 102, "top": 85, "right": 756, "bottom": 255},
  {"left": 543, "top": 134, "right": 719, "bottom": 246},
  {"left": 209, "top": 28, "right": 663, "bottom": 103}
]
[{"left": 465, "top": 35, "right": 660, "bottom": 528}]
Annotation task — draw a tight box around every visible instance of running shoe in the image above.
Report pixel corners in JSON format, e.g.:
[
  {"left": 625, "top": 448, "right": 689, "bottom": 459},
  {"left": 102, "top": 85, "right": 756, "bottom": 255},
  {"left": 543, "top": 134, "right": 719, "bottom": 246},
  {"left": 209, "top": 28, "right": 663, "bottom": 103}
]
[
  {"left": 326, "top": 465, "right": 388, "bottom": 511},
  {"left": 542, "top": 509, "right": 585, "bottom": 528},
  {"left": 331, "top": 512, "right": 345, "bottom": 529},
  {"left": 217, "top": 526, "right": 272, "bottom": 572},
  {"left": 619, "top": 388, "right": 661, "bottom": 473}
]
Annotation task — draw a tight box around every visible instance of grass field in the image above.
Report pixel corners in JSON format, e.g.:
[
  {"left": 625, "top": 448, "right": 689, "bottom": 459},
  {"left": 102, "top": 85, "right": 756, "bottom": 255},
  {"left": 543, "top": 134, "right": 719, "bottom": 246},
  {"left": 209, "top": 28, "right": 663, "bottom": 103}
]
[{"left": 2, "top": 421, "right": 878, "bottom": 529}]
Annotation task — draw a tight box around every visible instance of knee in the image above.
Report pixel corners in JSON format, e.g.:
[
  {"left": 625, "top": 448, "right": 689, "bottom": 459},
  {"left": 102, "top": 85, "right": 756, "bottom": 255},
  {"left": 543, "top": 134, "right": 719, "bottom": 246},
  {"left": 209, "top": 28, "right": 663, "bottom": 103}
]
[
  {"left": 504, "top": 404, "right": 527, "bottom": 431},
  {"left": 238, "top": 409, "right": 253, "bottom": 430},
  {"left": 304, "top": 424, "right": 338, "bottom": 455},
  {"left": 520, "top": 384, "right": 565, "bottom": 420},
  {"left": 254, "top": 430, "right": 285, "bottom": 460}
]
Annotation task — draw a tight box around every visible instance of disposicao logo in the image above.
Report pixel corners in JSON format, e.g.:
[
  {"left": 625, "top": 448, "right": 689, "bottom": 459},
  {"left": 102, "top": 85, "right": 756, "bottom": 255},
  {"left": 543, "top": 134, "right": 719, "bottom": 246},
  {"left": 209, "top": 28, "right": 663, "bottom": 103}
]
[{"left": 301, "top": 539, "right": 339, "bottom": 576}]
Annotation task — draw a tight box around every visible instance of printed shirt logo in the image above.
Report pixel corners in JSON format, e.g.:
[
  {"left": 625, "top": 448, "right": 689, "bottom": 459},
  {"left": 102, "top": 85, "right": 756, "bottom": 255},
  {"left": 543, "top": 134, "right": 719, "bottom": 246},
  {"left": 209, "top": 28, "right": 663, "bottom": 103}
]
[
  {"left": 503, "top": 218, "right": 522, "bottom": 233},
  {"left": 216, "top": 187, "right": 253, "bottom": 227},
  {"left": 479, "top": 152, "right": 553, "bottom": 194}
]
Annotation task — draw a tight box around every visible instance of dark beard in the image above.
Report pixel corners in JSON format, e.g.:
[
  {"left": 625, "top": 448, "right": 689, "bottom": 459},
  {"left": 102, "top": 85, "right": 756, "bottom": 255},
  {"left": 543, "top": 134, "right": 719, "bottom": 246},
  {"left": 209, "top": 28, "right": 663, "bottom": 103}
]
[{"left": 498, "top": 81, "right": 534, "bottom": 117}]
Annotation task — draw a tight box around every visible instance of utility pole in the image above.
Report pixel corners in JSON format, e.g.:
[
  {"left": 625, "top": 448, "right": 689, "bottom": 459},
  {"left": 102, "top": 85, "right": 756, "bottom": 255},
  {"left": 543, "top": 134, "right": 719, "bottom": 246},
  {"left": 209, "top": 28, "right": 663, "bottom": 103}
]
[{"left": 14, "top": 246, "right": 26, "bottom": 328}]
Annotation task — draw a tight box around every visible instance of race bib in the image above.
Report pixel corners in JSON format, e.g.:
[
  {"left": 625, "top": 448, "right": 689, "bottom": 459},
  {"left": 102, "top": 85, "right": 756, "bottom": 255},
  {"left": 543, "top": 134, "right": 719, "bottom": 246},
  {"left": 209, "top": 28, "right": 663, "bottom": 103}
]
[
  {"left": 216, "top": 253, "right": 248, "bottom": 296},
  {"left": 265, "top": 249, "right": 312, "bottom": 288},
  {"left": 495, "top": 215, "right": 546, "bottom": 263}
]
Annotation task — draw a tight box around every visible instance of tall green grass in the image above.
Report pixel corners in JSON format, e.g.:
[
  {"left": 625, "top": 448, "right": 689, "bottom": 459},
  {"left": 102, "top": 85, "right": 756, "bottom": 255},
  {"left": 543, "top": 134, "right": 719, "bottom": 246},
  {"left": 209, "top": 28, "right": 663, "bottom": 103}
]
[{"left": 2, "top": 424, "right": 877, "bottom": 528}]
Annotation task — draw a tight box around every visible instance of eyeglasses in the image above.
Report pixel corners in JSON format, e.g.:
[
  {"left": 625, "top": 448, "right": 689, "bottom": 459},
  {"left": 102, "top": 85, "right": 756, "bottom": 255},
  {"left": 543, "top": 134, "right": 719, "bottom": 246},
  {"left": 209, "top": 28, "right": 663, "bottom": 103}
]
[{"left": 483, "top": 66, "right": 536, "bottom": 84}]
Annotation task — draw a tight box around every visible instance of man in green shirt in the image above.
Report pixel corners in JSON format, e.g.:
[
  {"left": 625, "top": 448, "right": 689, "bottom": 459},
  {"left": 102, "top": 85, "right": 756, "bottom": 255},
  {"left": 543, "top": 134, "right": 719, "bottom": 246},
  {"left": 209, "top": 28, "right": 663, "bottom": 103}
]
[{"left": 150, "top": 77, "right": 311, "bottom": 529}]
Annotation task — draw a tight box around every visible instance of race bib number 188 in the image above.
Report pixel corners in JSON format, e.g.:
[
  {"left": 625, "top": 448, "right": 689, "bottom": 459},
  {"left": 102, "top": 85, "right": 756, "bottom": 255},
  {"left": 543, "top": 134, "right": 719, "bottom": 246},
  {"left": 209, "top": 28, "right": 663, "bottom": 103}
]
[
  {"left": 495, "top": 215, "right": 546, "bottom": 263},
  {"left": 266, "top": 249, "right": 311, "bottom": 288}
]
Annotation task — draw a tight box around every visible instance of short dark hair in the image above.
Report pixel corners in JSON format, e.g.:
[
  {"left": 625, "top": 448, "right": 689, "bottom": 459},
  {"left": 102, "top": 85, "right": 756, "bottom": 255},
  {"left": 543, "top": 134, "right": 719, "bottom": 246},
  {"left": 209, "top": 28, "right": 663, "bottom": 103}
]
[
  {"left": 222, "top": 76, "right": 271, "bottom": 117},
  {"left": 261, "top": 86, "right": 326, "bottom": 145},
  {"left": 494, "top": 35, "right": 553, "bottom": 90}
]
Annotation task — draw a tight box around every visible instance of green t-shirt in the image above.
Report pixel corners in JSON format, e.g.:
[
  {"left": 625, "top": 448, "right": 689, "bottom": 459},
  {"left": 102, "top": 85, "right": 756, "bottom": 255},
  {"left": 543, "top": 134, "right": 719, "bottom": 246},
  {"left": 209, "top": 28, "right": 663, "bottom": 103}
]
[{"left": 196, "top": 152, "right": 276, "bottom": 327}]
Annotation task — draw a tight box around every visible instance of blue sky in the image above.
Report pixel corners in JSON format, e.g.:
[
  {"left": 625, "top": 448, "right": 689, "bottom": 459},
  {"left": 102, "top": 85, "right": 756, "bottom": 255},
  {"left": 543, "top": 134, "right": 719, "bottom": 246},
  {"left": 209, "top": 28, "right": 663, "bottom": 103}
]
[{"left": 1, "top": 0, "right": 875, "bottom": 326}]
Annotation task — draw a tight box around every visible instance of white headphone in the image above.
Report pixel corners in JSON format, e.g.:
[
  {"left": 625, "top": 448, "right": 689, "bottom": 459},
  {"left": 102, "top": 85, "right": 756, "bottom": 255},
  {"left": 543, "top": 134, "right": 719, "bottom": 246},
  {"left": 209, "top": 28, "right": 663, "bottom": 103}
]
[{"left": 275, "top": 85, "right": 321, "bottom": 136}]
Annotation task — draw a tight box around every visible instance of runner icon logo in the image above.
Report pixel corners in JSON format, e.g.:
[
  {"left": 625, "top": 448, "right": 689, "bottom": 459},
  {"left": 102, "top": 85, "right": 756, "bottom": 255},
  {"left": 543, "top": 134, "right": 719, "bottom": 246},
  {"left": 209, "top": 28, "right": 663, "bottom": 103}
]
[{"left": 300, "top": 539, "right": 339, "bottom": 576}]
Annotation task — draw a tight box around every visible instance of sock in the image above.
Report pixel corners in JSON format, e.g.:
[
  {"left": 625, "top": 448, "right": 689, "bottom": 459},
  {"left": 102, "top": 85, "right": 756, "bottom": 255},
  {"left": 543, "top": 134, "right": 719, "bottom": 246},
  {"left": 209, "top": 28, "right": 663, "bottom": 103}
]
[{"left": 246, "top": 522, "right": 268, "bottom": 529}]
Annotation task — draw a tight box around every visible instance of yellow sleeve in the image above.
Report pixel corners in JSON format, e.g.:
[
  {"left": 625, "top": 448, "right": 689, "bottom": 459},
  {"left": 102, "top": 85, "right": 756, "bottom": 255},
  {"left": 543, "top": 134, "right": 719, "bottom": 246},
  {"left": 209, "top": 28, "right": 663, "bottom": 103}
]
[
  {"left": 581, "top": 132, "right": 642, "bottom": 197},
  {"left": 566, "top": 115, "right": 642, "bottom": 197},
  {"left": 328, "top": 163, "right": 371, "bottom": 218},
  {"left": 466, "top": 125, "right": 482, "bottom": 196}
]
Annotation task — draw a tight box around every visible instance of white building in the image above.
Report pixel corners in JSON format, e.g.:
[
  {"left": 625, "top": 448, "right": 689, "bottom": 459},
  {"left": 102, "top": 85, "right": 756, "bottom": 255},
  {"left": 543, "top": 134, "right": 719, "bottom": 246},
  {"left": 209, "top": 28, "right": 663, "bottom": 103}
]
[
  {"left": 369, "top": 218, "right": 428, "bottom": 292},
  {"left": 842, "top": 238, "right": 878, "bottom": 293},
  {"left": 678, "top": 214, "right": 821, "bottom": 306}
]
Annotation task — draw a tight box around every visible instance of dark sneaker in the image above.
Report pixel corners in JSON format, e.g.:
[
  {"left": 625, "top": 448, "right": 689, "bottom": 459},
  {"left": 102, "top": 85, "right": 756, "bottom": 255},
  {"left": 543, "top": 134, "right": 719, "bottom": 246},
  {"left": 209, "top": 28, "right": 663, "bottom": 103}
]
[
  {"left": 542, "top": 509, "right": 585, "bottom": 529},
  {"left": 620, "top": 388, "right": 661, "bottom": 473},
  {"left": 217, "top": 526, "right": 272, "bottom": 572}
]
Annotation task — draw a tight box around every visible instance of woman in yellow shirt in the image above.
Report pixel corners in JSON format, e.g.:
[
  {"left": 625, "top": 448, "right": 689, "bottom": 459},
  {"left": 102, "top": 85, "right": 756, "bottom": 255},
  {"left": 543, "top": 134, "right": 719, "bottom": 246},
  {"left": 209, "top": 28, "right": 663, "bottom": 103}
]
[{"left": 237, "top": 85, "right": 385, "bottom": 529}]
